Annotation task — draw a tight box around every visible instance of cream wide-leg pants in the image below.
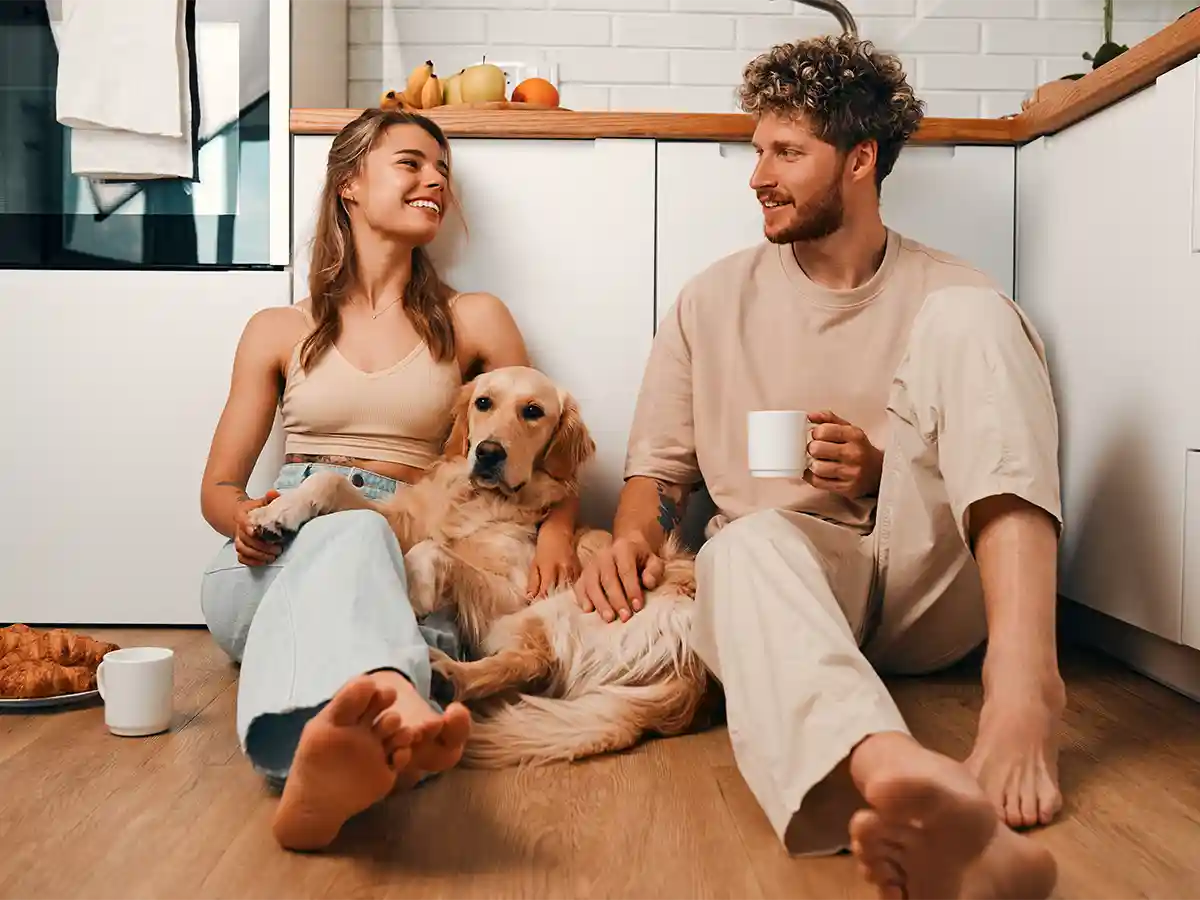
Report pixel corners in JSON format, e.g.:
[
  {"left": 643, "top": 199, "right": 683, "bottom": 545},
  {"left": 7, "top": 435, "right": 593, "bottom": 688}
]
[{"left": 690, "top": 290, "right": 1063, "bottom": 855}]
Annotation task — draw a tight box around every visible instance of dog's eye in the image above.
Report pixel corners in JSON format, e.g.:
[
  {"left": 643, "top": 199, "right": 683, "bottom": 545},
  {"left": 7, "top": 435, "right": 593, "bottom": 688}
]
[
  {"left": 522, "top": 404, "right": 545, "bottom": 421},
  {"left": 474, "top": 396, "right": 492, "bottom": 411}
]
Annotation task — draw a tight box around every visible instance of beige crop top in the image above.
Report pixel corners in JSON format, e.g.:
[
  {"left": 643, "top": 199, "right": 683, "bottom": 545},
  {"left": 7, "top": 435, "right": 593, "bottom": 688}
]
[{"left": 280, "top": 307, "right": 463, "bottom": 469}]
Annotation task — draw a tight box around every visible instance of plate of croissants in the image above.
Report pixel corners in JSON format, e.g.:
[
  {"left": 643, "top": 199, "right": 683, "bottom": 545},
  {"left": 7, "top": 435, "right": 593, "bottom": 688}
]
[{"left": 0, "top": 623, "right": 121, "bottom": 708}]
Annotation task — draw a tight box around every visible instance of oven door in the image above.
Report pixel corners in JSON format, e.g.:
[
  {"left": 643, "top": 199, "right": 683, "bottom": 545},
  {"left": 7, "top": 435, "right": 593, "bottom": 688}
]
[{"left": 0, "top": 0, "right": 289, "bottom": 269}]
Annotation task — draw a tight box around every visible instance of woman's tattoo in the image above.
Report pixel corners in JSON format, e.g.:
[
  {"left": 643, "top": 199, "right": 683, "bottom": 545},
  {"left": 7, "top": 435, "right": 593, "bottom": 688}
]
[{"left": 215, "top": 480, "right": 249, "bottom": 501}]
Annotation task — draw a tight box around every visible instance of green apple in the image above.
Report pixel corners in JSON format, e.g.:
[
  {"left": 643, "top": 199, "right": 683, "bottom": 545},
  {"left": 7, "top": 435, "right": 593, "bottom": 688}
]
[{"left": 459, "top": 62, "right": 507, "bottom": 103}]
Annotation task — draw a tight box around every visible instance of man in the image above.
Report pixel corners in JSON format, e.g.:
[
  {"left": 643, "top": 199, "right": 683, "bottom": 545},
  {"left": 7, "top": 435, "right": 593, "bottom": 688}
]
[{"left": 575, "top": 35, "right": 1063, "bottom": 900}]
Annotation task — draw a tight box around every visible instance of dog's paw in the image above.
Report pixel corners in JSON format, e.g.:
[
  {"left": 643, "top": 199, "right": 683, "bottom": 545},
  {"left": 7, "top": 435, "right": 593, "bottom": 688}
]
[
  {"left": 247, "top": 492, "right": 317, "bottom": 540},
  {"left": 428, "top": 648, "right": 463, "bottom": 698},
  {"left": 405, "top": 540, "right": 444, "bottom": 616}
]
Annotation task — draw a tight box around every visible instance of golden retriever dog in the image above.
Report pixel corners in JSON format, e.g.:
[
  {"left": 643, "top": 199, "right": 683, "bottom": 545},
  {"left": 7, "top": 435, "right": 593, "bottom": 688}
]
[{"left": 246, "top": 366, "right": 710, "bottom": 768}]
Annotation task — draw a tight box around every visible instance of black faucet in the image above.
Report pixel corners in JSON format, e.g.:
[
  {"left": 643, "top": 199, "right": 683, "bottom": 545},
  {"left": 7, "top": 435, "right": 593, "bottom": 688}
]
[{"left": 788, "top": 0, "right": 858, "bottom": 38}]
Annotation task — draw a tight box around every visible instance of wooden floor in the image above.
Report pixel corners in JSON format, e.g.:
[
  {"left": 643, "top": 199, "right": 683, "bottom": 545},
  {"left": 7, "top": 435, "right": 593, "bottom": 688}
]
[{"left": 2, "top": 628, "right": 1199, "bottom": 899}]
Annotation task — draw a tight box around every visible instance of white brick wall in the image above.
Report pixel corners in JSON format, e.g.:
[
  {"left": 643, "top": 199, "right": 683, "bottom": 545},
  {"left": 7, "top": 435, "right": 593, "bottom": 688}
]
[{"left": 344, "top": 0, "right": 1197, "bottom": 118}]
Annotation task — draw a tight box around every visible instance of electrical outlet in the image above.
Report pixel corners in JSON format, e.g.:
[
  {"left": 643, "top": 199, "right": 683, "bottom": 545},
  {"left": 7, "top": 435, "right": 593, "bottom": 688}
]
[{"left": 485, "top": 61, "right": 560, "bottom": 93}]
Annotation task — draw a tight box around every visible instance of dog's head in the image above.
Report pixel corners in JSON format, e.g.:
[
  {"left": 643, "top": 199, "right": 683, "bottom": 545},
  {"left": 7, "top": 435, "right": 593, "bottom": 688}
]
[{"left": 443, "top": 366, "right": 595, "bottom": 494}]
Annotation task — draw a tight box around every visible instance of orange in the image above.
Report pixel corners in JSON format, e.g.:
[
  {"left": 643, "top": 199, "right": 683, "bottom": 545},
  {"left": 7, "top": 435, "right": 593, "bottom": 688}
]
[{"left": 511, "top": 77, "right": 560, "bottom": 108}]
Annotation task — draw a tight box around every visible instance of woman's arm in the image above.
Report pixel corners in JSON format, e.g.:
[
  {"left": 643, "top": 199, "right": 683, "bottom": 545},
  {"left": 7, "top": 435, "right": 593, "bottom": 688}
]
[
  {"left": 454, "top": 292, "right": 582, "bottom": 595},
  {"left": 200, "top": 309, "right": 292, "bottom": 543}
]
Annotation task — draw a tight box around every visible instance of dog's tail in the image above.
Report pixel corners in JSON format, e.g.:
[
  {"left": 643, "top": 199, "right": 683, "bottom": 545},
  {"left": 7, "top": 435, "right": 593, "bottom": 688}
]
[{"left": 461, "top": 675, "right": 706, "bottom": 769}]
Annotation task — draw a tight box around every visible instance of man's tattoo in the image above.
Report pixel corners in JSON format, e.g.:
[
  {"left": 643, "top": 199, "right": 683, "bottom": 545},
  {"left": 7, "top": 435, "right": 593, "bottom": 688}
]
[{"left": 656, "top": 481, "right": 683, "bottom": 535}]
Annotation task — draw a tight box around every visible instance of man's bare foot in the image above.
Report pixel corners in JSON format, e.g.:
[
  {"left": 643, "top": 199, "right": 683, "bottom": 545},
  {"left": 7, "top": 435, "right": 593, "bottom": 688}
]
[
  {"left": 966, "top": 686, "right": 1064, "bottom": 829},
  {"left": 272, "top": 676, "right": 405, "bottom": 851},
  {"left": 849, "top": 732, "right": 1057, "bottom": 900}
]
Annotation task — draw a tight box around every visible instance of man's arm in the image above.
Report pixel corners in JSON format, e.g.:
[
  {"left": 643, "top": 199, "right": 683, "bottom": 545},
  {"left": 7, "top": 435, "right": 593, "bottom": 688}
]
[
  {"left": 577, "top": 291, "right": 700, "bottom": 621},
  {"left": 613, "top": 476, "right": 692, "bottom": 552}
]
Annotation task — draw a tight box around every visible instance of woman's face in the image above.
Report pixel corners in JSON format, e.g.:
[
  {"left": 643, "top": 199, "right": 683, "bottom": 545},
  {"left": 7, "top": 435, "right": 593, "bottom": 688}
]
[{"left": 343, "top": 123, "right": 450, "bottom": 246}]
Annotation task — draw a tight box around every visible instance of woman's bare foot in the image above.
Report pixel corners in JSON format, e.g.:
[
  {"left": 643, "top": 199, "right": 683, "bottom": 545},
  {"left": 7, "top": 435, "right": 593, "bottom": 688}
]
[
  {"left": 272, "top": 671, "right": 472, "bottom": 852},
  {"left": 369, "top": 670, "right": 472, "bottom": 778},
  {"left": 272, "top": 676, "right": 404, "bottom": 851},
  {"left": 849, "top": 732, "right": 1057, "bottom": 900},
  {"left": 966, "top": 688, "right": 1064, "bottom": 829}
]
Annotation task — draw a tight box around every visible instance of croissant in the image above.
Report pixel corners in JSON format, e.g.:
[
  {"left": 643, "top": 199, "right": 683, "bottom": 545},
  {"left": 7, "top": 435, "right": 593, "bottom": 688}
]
[
  {"left": 0, "top": 659, "right": 96, "bottom": 698},
  {"left": 0, "top": 626, "right": 118, "bottom": 668}
]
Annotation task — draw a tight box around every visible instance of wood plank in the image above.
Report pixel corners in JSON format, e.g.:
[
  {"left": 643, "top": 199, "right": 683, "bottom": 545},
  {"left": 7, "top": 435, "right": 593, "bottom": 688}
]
[
  {"left": 0, "top": 629, "right": 233, "bottom": 896},
  {"left": 5, "top": 629, "right": 1200, "bottom": 898},
  {"left": 1016, "top": 9, "right": 1200, "bottom": 140},
  {"left": 289, "top": 108, "right": 1019, "bottom": 146},
  {"left": 566, "top": 739, "right": 762, "bottom": 899}
]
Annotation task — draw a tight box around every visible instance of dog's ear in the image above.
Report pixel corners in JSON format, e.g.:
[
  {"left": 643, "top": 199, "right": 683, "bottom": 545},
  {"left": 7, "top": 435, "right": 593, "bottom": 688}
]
[
  {"left": 443, "top": 383, "right": 475, "bottom": 458},
  {"left": 541, "top": 393, "right": 596, "bottom": 483}
]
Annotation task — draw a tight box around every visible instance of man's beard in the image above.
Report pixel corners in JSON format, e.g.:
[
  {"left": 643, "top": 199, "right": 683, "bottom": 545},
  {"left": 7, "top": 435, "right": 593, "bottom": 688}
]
[{"left": 763, "top": 176, "right": 845, "bottom": 245}]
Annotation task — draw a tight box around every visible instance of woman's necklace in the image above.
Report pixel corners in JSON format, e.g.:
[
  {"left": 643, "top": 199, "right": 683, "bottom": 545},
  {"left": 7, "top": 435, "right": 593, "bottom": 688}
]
[{"left": 370, "top": 294, "right": 404, "bottom": 319}]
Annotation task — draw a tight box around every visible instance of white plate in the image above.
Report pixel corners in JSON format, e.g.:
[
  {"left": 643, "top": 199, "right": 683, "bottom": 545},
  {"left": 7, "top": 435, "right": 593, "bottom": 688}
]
[{"left": 0, "top": 689, "right": 101, "bottom": 710}]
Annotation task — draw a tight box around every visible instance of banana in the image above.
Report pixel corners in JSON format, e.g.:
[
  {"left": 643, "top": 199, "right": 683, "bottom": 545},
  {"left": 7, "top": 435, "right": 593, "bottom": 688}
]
[
  {"left": 420, "top": 73, "right": 443, "bottom": 110},
  {"left": 404, "top": 60, "right": 434, "bottom": 107},
  {"left": 379, "top": 89, "right": 404, "bottom": 112}
]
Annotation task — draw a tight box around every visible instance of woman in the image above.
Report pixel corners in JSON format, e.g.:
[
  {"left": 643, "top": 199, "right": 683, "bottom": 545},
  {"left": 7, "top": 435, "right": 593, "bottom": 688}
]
[{"left": 198, "top": 108, "right": 580, "bottom": 851}]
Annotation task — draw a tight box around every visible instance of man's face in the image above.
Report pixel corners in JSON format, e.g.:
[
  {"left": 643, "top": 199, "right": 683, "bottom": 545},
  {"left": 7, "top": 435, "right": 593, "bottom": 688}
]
[{"left": 749, "top": 112, "right": 848, "bottom": 244}]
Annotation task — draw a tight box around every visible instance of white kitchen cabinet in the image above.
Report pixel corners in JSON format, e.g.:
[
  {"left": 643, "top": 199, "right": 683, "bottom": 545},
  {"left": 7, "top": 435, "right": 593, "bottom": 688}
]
[
  {"left": 292, "top": 135, "right": 657, "bottom": 527},
  {"left": 0, "top": 270, "right": 289, "bottom": 625},
  {"left": 1016, "top": 57, "right": 1200, "bottom": 645},
  {"left": 655, "top": 142, "right": 1016, "bottom": 323}
]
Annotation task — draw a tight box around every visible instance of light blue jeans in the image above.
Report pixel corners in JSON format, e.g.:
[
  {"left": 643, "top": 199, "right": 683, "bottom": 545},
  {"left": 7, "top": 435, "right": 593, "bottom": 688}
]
[{"left": 201, "top": 462, "right": 461, "bottom": 785}]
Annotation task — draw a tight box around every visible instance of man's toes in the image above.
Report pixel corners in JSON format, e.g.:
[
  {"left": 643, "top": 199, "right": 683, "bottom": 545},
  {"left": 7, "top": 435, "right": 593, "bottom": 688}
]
[
  {"left": 1038, "top": 786, "right": 1063, "bottom": 825},
  {"left": 325, "top": 676, "right": 379, "bottom": 726}
]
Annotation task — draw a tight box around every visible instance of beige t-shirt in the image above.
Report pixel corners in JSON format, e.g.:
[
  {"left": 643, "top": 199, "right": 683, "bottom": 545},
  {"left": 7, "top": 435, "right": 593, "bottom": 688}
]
[{"left": 624, "top": 229, "right": 1003, "bottom": 532}]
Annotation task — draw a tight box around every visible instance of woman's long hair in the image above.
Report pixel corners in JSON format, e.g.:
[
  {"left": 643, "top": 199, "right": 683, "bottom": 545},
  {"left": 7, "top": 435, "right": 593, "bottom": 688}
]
[{"left": 300, "top": 108, "right": 459, "bottom": 371}]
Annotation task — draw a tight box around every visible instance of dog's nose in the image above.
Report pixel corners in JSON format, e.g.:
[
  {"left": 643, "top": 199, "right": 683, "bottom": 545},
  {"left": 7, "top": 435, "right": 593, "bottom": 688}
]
[{"left": 474, "top": 440, "right": 507, "bottom": 468}]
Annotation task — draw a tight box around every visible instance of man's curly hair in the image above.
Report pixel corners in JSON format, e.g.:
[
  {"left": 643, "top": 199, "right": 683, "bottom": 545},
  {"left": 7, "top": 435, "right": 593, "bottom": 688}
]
[{"left": 739, "top": 35, "right": 925, "bottom": 189}]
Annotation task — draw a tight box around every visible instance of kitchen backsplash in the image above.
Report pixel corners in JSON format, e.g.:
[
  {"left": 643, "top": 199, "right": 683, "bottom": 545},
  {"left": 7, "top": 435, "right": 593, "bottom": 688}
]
[{"left": 347, "top": 0, "right": 1194, "bottom": 118}]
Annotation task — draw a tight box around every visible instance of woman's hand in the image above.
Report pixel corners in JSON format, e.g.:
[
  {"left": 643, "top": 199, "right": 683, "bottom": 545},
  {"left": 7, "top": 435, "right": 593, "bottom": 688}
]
[
  {"left": 233, "top": 490, "right": 282, "bottom": 566},
  {"left": 527, "top": 526, "right": 581, "bottom": 601}
]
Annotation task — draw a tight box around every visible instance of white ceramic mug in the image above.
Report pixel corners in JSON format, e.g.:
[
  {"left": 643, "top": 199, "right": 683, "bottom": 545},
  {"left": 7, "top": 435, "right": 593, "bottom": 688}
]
[
  {"left": 748, "top": 410, "right": 813, "bottom": 478},
  {"left": 96, "top": 647, "right": 175, "bottom": 737}
]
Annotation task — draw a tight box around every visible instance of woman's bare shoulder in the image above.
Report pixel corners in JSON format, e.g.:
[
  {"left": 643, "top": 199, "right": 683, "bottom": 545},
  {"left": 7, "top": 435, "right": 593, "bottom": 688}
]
[
  {"left": 451, "top": 291, "right": 513, "bottom": 327},
  {"left": 240, "top": 303, "right": 312, "bottom": 363}
]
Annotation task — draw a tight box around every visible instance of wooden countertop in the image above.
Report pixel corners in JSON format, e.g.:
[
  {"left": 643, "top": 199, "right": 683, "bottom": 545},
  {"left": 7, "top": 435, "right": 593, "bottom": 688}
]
[{"left": 291, "top": 9, "right": 1200, "bottom": 145}]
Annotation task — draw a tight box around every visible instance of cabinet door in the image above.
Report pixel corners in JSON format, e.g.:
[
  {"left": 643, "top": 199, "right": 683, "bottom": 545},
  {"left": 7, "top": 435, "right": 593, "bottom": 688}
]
[
  {"left": 655, "top": 142, "right": 1015, "bottom": 324},
  {"left": 429, "top": 139, "right": 657, "bottom": 527},
  {"left": 0, "top": 270, "right": 289, "bottom": 625},
  {"left": 294, "top": 136, "right": 658, "bottom": 527},
  {"left": 1017, "top": 58, "right": 1200, "bottom": 644}
]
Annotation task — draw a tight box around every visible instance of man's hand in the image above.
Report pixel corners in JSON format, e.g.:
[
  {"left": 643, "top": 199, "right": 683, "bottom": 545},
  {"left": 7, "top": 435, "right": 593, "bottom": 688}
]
[
  {"left": 233, "top": 490, "right": 281, "bottom": 566},
  {"left": 574, "top": 532, "right": 665, "bottom": 623},
  {"left": 805, "top": 411, "right": 884, "bottom": 499}
]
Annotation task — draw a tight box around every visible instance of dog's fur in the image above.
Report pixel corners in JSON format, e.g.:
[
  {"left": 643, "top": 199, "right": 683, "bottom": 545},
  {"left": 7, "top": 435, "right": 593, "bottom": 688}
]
[{"left": 247, "top": 365, "right": 710, "bottom": 768}]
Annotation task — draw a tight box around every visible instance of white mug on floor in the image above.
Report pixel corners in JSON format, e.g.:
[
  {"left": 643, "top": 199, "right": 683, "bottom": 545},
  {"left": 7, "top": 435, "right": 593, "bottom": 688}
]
[
  {"left": 96, "top": 647, "right": 175, "bottom": 737},
  {"left": 748, "top": 410, "right": 813, "bottom": 478}
]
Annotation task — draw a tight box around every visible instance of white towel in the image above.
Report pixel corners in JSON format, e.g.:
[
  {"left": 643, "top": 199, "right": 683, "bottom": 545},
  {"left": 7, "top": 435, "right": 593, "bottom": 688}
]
[{"left": 54, "top": 0, "right": 197, "bottom": 180}]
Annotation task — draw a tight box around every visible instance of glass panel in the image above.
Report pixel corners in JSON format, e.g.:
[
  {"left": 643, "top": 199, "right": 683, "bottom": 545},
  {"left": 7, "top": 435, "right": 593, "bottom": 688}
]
[{"left": 0, "top": 0, "right": 274, "bottom": 268}]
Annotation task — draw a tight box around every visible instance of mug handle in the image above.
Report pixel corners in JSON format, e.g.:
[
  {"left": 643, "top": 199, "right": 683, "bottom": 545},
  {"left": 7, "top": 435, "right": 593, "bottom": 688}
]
[{"left": 96, "top": 659, "right": 107, "bottom": 700}]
